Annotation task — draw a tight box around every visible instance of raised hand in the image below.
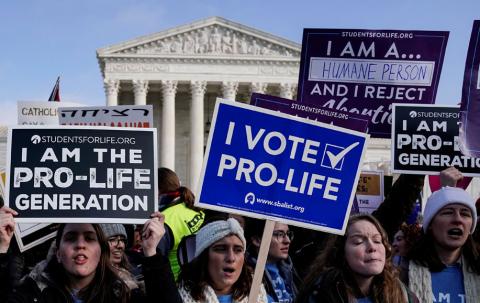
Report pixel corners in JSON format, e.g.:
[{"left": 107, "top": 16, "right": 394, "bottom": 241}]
[
  {"left": 440, "top": 166, "right": 463, "bottom": 187},
  {"left": 141, "top": 212, "right": 166, "bottom": 257},
  {"left": 0, "top": 206, "right": 18, "bottom": 253}
]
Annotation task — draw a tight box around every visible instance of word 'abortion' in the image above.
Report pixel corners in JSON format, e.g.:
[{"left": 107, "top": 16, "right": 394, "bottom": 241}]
[
  {"left": 15, "top": 194, "right": 148, "bottom": 211},
  {"left": 216, "top": 122, "right": 352, "bottom": 201}
]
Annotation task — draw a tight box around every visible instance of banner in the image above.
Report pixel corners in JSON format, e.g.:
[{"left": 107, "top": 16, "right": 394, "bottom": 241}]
[
  {"left": 17, "top": 101, "right": 82, "bottom": 125},
  {"left": 196, "top": 99, "right": 368, "bottom": 235},
  {"left": 356, "top": 170, "right": 384, "bottom": 213},
  {"left": 297, "top": 29, "right": 449, "bottom": 138},
  {"left": 392, "top": 104, "right": 480, "bottom": 176},
  {"left": 5, "top": 126, "right": 158, "bottom": 224},
  {"left": 59, "top": 105, "right": 153, "bottom": 128},
  {"left": 250, "top": 93, "right": 369, "bottom": 132},
  {"left": 460, "top": 20, "right": 480, "bottom": 158}
]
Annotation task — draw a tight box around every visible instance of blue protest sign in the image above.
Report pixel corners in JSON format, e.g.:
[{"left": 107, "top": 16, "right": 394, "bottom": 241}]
[{"left": 196, "top": 99, "right": 368, "bottom": 235}]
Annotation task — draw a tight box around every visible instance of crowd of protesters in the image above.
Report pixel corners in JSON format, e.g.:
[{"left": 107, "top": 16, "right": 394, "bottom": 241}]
[{"left": 1, "top": 166, "right": 480, "bottom": 302}]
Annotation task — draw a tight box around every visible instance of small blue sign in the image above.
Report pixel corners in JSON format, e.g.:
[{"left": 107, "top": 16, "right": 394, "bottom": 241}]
[{"left": 196, "top": 99, "right": 368, "bottom": 235}]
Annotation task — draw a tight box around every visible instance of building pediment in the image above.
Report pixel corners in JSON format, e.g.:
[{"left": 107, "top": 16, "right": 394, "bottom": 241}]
[{"left": 97, "top": 17, "right": 301, "bottom": 60}]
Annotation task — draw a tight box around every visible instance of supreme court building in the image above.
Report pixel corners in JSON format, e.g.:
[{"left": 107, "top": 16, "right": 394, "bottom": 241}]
[{"left": 96, "top": 16, "right": 393, "bottom": 193}]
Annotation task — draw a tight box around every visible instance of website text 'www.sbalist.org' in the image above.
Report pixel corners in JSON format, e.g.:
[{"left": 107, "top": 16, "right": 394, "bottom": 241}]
[{"left": 250, "top": 195, "right": 305, "bottom": 214}]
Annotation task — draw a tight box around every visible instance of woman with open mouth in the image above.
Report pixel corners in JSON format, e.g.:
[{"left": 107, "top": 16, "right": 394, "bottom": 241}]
[
  {"left": 177, "top": 217, "right": 268, "bottom": 303},
  {"left": 296, "top": 214, "right": 418, "bottom": 303},
  {"left": 0, "top": 209, "right": 182, "bottom": 303},
  {"left": 402, "top": 186, "right": 480, "bottom": 302}
]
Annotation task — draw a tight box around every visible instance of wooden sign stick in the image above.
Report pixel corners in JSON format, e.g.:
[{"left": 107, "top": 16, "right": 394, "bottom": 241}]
[{"left": 247, "top": 219, "right": 275, "bottom": 303}]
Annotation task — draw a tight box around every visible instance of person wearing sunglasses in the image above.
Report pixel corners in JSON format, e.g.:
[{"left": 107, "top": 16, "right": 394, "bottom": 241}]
[{"left": 246, "top": 220, "right": 300, "bottom": 303}]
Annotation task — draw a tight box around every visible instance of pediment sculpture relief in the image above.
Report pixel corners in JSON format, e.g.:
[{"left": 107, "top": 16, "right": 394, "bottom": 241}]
[{"left": 119, "top": 25, "right": 299, "bottom": 57}]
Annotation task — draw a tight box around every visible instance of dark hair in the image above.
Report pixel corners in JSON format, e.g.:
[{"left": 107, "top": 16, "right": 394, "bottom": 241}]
[
  {"left": 408, "top": 229, "right": 480, "bottom": 273},
  {"left": 177, "top": 238, "right": 252, "bottom": 301},
  {"left": 157, "top": 167, "right": 198, "bottom": 210},
  {"left": 157, "top": 167, "right": 180, "bottom": 193},
  {"left": 50, "top": 223, "right": 130, "bottom": 303},
  {"left": 297, "top": 214, "right": 406, "bottom": 303},
  {"left": 397, "top": 223, "right": 421, "bottom": 253}
]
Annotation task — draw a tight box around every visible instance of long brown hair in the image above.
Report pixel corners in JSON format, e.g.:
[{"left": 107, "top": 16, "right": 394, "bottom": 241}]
[
  {"left": 50, "top": 223, "right": 130, "bottom": 303},
  {"left": 298, "top": 214, "right": 406, "bottom": 303},
  {"left": 177, "top": 237, "right": 252, "bottom": 301},
  {"left": 158, "top": 167, "right": 198, "bottom": 210}
]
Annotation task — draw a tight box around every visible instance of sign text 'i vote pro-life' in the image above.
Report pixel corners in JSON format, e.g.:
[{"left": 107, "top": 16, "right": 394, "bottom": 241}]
[
  {"left": 6, "top": 127, "right": 157, "bottom": 224},
  {"left": 196, "top": 100, "right": 368, "bottom": 235}
]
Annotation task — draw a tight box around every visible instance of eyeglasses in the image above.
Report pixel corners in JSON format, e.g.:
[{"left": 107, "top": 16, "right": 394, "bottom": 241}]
[
  {"left": 108, "top": 236, "right": 127, "bottom": 246},
  {"left": 272, "top": 230, "right": 294, "bottom": 241}
]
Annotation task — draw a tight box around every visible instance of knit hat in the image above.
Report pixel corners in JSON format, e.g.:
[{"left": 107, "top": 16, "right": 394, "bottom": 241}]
[
  {"left": 423, "top": 186, "right": 477, "bottom": 233},
  {"left": 195, "top": 218, "right": 246, "bottom": 258},
  {"left": 100, "top": 223, "right": 128, "bottom": 239}
]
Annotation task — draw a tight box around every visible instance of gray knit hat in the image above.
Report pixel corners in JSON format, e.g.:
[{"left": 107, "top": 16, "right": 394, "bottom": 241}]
[
  {"left": 100, "top": 223, "right": 128, "bottom": 239},
  {"left": 195, "top": 218, "right": 246, "bottom": 258}
]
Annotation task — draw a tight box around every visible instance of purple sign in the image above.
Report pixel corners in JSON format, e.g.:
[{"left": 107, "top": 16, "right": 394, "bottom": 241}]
[
  {"left": 298, "top": 29, "right": 449, "bottom": 138},
  {"left": 460, "top": 20, "right": 480, "bottom": 157},
  {"left": 250, "top": 93, "right": 369, "bottom": 132}
]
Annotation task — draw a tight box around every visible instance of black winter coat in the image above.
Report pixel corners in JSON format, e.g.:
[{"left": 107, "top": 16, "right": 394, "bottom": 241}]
[{"left": 0, "top": 253, "right": 182, "bottom": 303}]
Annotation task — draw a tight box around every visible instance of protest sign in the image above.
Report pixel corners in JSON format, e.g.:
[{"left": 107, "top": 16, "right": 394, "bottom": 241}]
[
  {"left": 460, "top": 20, "right": 480, "bottom": 158},
  {"left": 355, "top": 170, "right": 384, "bottom": 213},
  {"left": 59, "top": 105, "right": 153, "bottom": 128},
  {"left": 297, "top": 29, "right": 449, "bottom": 138},
  {"left": 392, "top": 104, "right": 480, "bottom": 176},
  {"left": 5, "top": 126, "right": 157, "bottom": 224},
  {"left": 17, "top": 101, "right": 82, "bottom": 125},
  {"left": 1, "top": 171, "right": 53, "bottom": 252},
  {"left": 196, "top": 99, "right": 368, "bottom": 235},
  {"left": 14, "top": 223, "right": 59, "bottom": 252},
  {"left": 250, "top": 93, "right": 369, "bottom": 132}
]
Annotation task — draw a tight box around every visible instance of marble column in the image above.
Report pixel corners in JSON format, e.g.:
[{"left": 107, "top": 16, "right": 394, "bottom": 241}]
[
  {"left": 221, "top": 81, "right": 239, "bottom": 101},
  {"left": 279, "top": 82, "right": 295, "bottom": 100},
  {"left": 132, "top": 79, "right": 149, "bottom": 105},
  {"left": 160, "top": 80, "right": 178, "bottom": 170},
  {"left": 189, "top": 80, "right": 207, "bottom": 192},
  {"left": 103, "top": 79, "right": 120, "bottom": 106},
  {"left": 250, "top": 82, "right": 268, "bottom": 95}
]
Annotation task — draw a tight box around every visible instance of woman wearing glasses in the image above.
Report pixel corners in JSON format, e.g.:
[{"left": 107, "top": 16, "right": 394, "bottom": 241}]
[
  {"left": 246, "top": 220, "right": 300, "bottom": 303},
  {"left": 100, "top": 223, "right": 143, "bottom": 293}
]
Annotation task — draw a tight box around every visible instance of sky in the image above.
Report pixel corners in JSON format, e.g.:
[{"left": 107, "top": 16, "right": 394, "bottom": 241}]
[{"left": 0, "top": 0, "right": 479, "bottom": 125}]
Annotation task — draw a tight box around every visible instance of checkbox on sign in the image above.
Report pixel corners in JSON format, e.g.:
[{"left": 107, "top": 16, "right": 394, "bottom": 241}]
[{"left": 321, "top": 142, "right": 359, "bottom": 170}]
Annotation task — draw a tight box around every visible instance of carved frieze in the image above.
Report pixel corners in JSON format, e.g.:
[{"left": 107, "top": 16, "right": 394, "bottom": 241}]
[{"left": 117, "top": 25, "right": 300, "bottom": 58}]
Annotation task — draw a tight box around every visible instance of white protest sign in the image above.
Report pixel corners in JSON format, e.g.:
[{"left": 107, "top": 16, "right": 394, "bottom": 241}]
[
  {"left": 17, "top": 101, "right": 83, "bottom": 125},
  {"left": 59, "top": 105, "right": 153, "bottom": 127},
  {"left": 355, "top": 170, "right": 384, "bottom": 213}
]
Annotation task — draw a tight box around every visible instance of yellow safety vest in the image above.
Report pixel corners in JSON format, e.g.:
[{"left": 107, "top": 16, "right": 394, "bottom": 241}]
[{"left": 162, "top": 202, "right": 204, "bottom": 279}]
